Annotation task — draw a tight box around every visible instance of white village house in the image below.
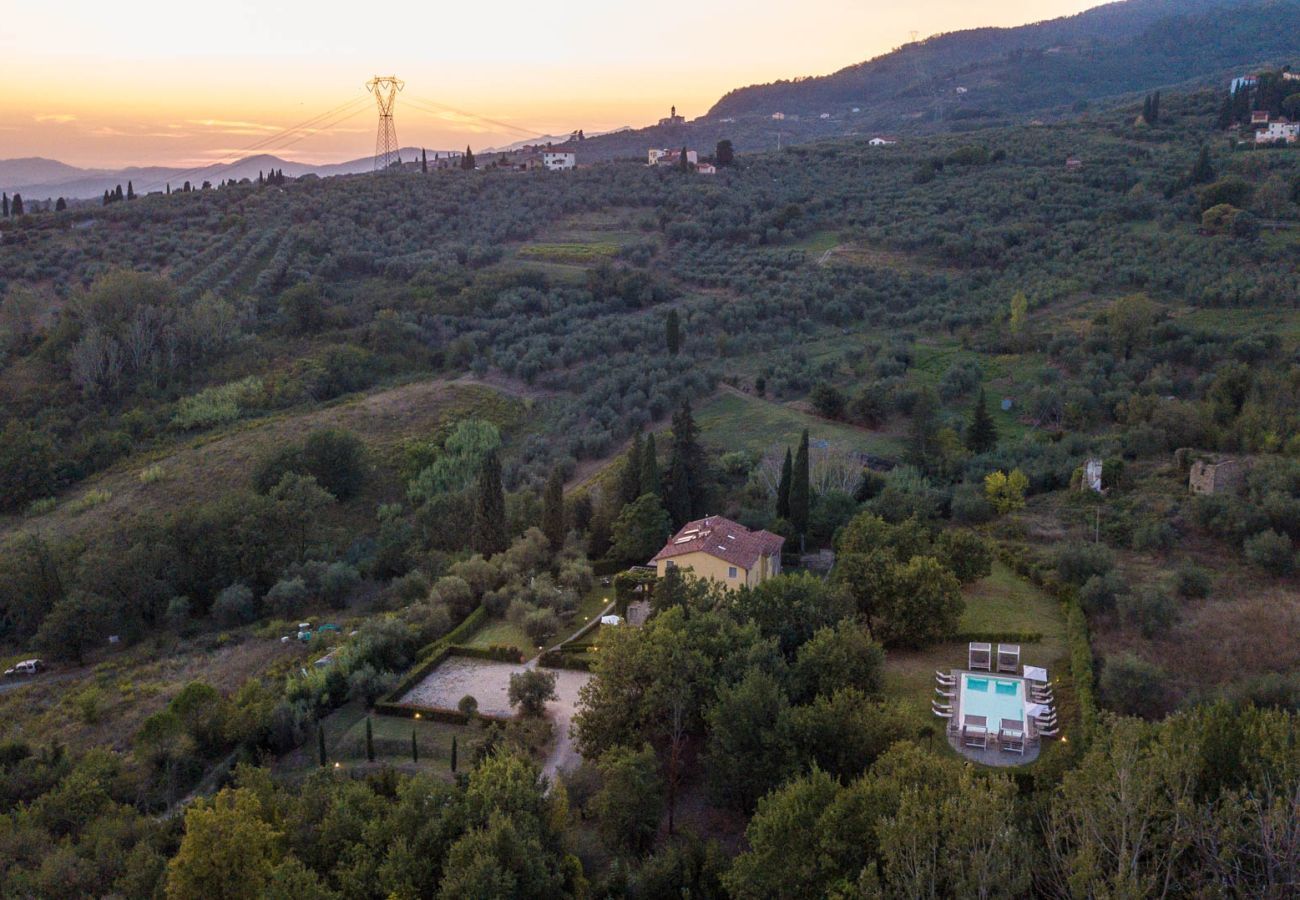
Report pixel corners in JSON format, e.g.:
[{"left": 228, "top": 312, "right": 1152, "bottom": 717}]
[
  {"left": 648, "top": 148, "right": 698, "bottom": 166},
  {"left": 542, "top": 151, "right": 576, "bottom": 171},
  {"left": 1256, "top": 120, "right": 1299, "bottom": 144},
  {"left": 868, "top": 136, "right": 897, "bottom": 146}
]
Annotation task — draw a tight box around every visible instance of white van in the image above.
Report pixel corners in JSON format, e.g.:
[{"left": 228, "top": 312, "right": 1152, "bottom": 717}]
[{"left": 3, "top": 659, "right": 43, "bottom": 677}]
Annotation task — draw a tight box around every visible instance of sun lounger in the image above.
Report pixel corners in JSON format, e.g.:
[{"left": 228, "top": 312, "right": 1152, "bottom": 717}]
[
  {"left": 969, "top": 642, "right": 992, "bottom": 672},
  {"left": 997, "top": 644, "right": 1021, "bottom": 674},
  {"left": 935, "top": 669, "right": 956, "bottom": 682},
  {"left": 1037, "top": 726, "right": 1060, "bottom": 738},
  {"left": 935, "top": 687, "right": 956, "bottom": 699}
]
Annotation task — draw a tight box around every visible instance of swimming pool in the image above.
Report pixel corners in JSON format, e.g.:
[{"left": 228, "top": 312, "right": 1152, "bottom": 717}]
[{"left": 960, "top": 674, "right": 1025, "bottom": 727}]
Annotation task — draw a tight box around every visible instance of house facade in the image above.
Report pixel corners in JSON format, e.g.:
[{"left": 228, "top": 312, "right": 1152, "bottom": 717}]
[
  {"left": 868, "top": 136, "right": 897, "bottom": 146},
  {"left": 648, "top": 148, "right": 699, "bottom": 166},
  {"left": 650, "top": 516, "right": 784, "bottom": 590},
  {"left": 543, "top": 151, "right": 576, "bottom": 171},
  {"left": 1256, "top": 121, "right": 1299, "bottom": 144}
]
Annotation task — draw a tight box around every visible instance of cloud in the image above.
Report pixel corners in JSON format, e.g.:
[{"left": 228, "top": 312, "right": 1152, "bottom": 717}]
[
  {"left": 34, "top": 113, "right": 77, "bottom": 123},
  {"left": 188, "top": 118, "right": 281, "bottom": 134}
]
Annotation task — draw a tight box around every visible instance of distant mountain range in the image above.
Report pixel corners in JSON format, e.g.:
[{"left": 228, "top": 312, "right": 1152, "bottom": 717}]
[
  {"left": 6, "top": 0, "right": 1297, "bottom": 193},
  {"left": 0, "top": 147, "right": 452, "bottom": 201},
  {"left": 556, "top": 0, "right": 1299, "bottom": 161}
]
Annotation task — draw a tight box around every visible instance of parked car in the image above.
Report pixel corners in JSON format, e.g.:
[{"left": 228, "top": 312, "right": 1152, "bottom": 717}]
[{"left": 4, "top": 659, "right": 43, "bottom": 677}]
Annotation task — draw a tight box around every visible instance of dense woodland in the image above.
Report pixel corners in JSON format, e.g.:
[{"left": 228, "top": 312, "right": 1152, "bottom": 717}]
[{"left": 1, "top": 73, "right": 1299, "bottom": 896}]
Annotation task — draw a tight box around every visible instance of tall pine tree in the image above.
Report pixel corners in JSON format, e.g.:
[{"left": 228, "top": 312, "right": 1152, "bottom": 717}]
[
  {"left": 542, "top": 466, "right": 566, "bottom": 552},
  {"left": 907, "top": 388, "right": 940, "bottom": 474},
  {"left": 640, "top": 433, "right": 660, "bottom": 500},
  {"left": 666, "top": 309, "right": 681, "bottom": 355},
  {"left": 776, "top": 447, "right": 793, "bottom": 520},
  {"left": 472, "top": 451, "right": 508, "bottom": 556},
  {"left": 790, "top": 430, "right": 810, "bottom": 535},
  {"left": 2, "top": 193, "right": 8, "bottom": 217},
  {"left": 965, "top": 389, "right": 998, "bottom": 454}
]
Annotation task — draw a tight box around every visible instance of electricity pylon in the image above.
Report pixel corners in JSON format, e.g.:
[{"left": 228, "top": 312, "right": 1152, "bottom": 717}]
[{"left": 367, "top": 76, "right": 405, "bottom": 172}]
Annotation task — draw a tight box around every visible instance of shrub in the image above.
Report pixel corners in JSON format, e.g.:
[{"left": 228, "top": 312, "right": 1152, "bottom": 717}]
[
  {"left": 1118, "top": 586, "right": 1178, "bottom": 638},
  {"left": 300, "top": 429, "right": 366, "bottom": 500},
  {"left": 950, "top": 482, "right": 994, "bottom": 524},
  {"left": 1131, "top": 519, "right": 1175, "bottom": 553},
  {"left": 1243, "top": 529, "right": 1295, "bottom": 576},
  {"left": 171, "top": 376, "right": 263, "bottom": 430},
  {"left": 522, "top": 607, "right": 560, "bottom": 646},
  {"left": 265, "top": 577, "right": 308, "bottom": 617},
  {"left": 24, "top": 497, "right": 56, "bottom": 517},
  {"left": 810, "top": 382, "right": 846, "bottom": 419},
  {"left": 320, "top": 562, "right": 360, "bottom": 609},
  {"left": 457, "top": 695, "right": 479, "bottom": 718},
  {"left": 935, "top": 530, "right": 992, "bottom": 584},
  {"left": 1079, "top": 572, "right": 1124, "bottom": 615},
  {"left": 212, "top": 584, "right": 257, "bottom": 626},
  {"left": 1173, "top": 563, "right": 1212, "bottom": 599},
  {"left": 1100, "top": 652, "right": 1169, "bottom": 719},
  {"left": 67, "top": 489, "right": 111, "bottom": 513},
  {"left": 1054, "top": 542, "right": 1114, "bottom": 586},
  {"left": 138, "top": 464, "right": 166, "bottom": 484}
]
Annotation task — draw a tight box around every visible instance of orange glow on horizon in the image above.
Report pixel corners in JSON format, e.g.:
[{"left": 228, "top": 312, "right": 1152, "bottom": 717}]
[{"left": 0, "top": 1, "right": 1104, "bottom": 168}]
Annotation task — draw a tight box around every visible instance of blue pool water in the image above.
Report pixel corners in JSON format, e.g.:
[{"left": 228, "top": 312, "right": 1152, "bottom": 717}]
[{"left": 960, "top": 674, "right": 1025, "bottom": 727}]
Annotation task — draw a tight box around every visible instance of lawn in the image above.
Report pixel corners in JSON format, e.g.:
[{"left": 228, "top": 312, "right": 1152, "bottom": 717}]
[
  {"left": 695, "top": 389, "right": 902, "bottom": 458},
  {"left": 881, "top": 561, "right": 1072, "bottom": 765},
  {"left": 274, "top": 700, "right": 486, "bottom": 779},
  {"left": 465, "top": 618, "right": 539, "bottom": 658}
]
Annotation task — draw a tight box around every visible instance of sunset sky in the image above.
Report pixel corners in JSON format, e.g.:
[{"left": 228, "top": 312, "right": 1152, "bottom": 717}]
[{"left": 1, "top": 0, "right": 1103, "bottom": 168}]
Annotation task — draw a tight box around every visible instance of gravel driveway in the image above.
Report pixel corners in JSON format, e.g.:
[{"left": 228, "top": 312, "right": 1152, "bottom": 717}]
[{"left": 400, "top": 656, "right": 591, "bottom": 778}]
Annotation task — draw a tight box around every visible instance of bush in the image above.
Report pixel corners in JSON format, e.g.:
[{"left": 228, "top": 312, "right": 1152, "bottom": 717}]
[
  {"left": 1172, "top": 563, "right": 1212, "bottom": 599},
  {"left": 935, "top": 530, "right": 992, "bottom": 584},
  {"left": 1100, "top": 652, "right": 1169, "bottom": 719},
  {"left": 1131, "top": 519, "right": 1175, "bottom": 553},
  {"left": 1078, "top": 572, "right": 1124, "bottom": 615},
  {"left": 522, "top": 608, "right": 560, "bottom": 646},
  {"left": 320, "top": 562, "right": 360, "bottom": 609},
  {"left": 1118, "top": 586, "right": 1178, "bottom": 638},
  {"left": 1243, "top": 529, "right": 1295, "bottom": 576},
  {"left": 1054, "top": 542, "right": 1115, "bottom": 586},
  {"left": 951, "top": 482, "right": 994, "bottom": 524},
  {"left": 809, "top": 382, "right": 846, "bottom": 419},
  {"left": 212, "top": 584, "right": 256, "bottom": 626},
  {"left": 300, "top": 429, "right": 366, "bottom": 500},
  {"left": 265, "top": 577, "right": 308, "bottom": 617},
  {"left": 457, "top": 695, "right": 479, "bottom": 717}
]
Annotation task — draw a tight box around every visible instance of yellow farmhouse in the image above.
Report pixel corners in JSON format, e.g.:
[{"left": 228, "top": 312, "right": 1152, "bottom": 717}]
[{"left": 650, "top": 515, "right": 785, "bottom": 589}]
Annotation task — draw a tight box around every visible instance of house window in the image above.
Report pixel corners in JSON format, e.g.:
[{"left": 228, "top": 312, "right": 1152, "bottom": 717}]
[
  {"left": 665, "top": 561, "right": 676, "bottom": 570},
  {"left": 728, "top": 566, "right": 737, "bottom": 579}
]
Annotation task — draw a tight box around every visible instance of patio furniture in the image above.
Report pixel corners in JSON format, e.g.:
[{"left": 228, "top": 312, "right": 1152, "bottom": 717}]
[
  {"left": 1023, "top": 665, "right": 1048, "bottom": 683},
  {"left": 935, "top": 670, "right": 957, "bottom": 685},
  {"left": 962, "top": 714, "right": 988, "bottom": 750},
  {"left": 1037, "top": 726, "right": 1060, "bottom": 738},
  {"left": 935, "top": 687, "right": 956, "bottom": 699},
  {"left": 969, "top": 642, "right": 992, "bottom": 672},
  {"left": 932, "top": 703, "right": 953, "bottom": 719},
  {"left": 999, "top": 718, "right": 1025, "bottom": 755},
  {"left": 997, "top": 644, "right": 1021, "bottom": 674}
]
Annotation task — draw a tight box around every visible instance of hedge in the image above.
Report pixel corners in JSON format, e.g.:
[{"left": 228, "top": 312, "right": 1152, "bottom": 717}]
[
  {"left": 996, "top": 543, "right": 1099, "bottom": 748},
  {"left": 372, "top": 702, "right": 512, "bottom": 725},
  {"left": 378, "top": 605, "right": 490, "bottom": 709},
  {"left": 449, "top": 644, "right": 524, "bottom": 664},
  {"left": 538, "top": 650, "right": 593, "bottom": 671}
]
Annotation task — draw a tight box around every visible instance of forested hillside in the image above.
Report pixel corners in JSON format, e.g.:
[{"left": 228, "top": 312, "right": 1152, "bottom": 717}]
[{"left": 1, "top": 82, "right": 1299, "bottom": 896}]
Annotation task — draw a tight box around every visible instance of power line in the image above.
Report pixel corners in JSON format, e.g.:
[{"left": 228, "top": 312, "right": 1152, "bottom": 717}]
[
  {"left": 138, "top": 94, "right": 370, "bottom": 192},
  {"left": 404, "top": 96, "right": 549, "bottom": 140},
  {"left": 367, "top": 76, "right": 404, "bottom": 172}
]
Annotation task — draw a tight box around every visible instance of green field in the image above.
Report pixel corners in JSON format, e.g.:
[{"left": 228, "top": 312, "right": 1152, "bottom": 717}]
[
  {"left": 696, "top": 389, "right": 903, "bottom": 457},
  {"left": 516, "top": 242, "right": 621, "bottom": 265}
]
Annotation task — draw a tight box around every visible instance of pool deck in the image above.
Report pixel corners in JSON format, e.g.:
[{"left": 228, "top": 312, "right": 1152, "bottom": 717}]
[{"left": 940, "top": 668, "right": 1042, "bottom": 767}]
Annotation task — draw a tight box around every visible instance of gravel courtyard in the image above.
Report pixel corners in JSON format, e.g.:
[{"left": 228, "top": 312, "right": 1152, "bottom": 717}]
[{"left": 399, "top": 656, "right": 592, "bottom": 776}]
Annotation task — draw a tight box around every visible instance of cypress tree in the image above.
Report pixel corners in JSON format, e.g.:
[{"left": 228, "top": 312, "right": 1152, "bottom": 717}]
[
  {"left": 461, "top": 146, "right": 476, "bottom": 170},
  {"left": 318, "top": 724, "right": 326, "bottom": 767},
  {"left": 421, "top": 148, "right": 428, "bottom": 174},
  {"left": 126, "top": 181, "right": 135, "bottom": 200},
  {"left": 1142, "top": 95, "right": 1153, "bottom": 123},
  {"left": 679, "top": 146, "right": 690, "bottom": 172},
  {"left": 542, "top": 466, "right": 566, "bottom": 552},
  {"left": 619, "top": 432, "right": 643, "bottom": 508},
  {"left": 1190, "top": 146, "right": 1216, "bottom": 185},
  {"left": 1151, "top": 91, "right": 1160, "bottom": 124},
  {"left": 472, "top": 451, "right": 508, "bottom": 556},
  {"left": 114, "top": 184, "right": 123, "bottom": 201},
  {"left": 790, "top": 430, "right": 810, "bottom": 535},
  {"left": 966, "top": 389, "right": 998, "bottom": 454},
  {"left": 776, "top": 447, "right": 793, "bottom": 520},
  {"left": 11, "top": 194, "right": 22, "bottom": 216},
  {"left": 2, "top": 193, "right": 8, "bottom": 217},
  {"left": 668, "top": 400, "right": 704, "bottom": 522},
  {"left": 640, "top": 433, "right": 660, "bottom": 499},
  {"left": 102, "top": 190, "right": 110, "bottom": 207},
  {"left": 907, "top": 388, "right": 940, "bottom": 473},
  {"left": 666, "top": 308, "right": 681, "bottom": 355},
  {"left": 365, "top": 716, "right": 375, "bottom": 762},
  {"left": 411, "top": 729, "right": 419, "bottom": 763},
  {"left": 166, "top": 183, "right": 170, "bottom": 195},
  {"left": 55, "top": 197, "right": 66, "bottom": 212},
  {"left": 450, "top": 735, "right": 458, "bottom": 772}
]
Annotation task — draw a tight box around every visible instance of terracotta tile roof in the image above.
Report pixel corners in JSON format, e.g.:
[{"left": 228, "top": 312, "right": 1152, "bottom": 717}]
[{"left": 649, "top": 516, "right": 785, "bottom": 570}]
